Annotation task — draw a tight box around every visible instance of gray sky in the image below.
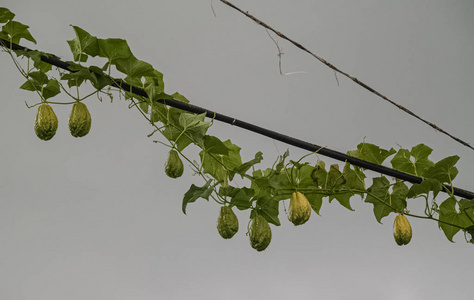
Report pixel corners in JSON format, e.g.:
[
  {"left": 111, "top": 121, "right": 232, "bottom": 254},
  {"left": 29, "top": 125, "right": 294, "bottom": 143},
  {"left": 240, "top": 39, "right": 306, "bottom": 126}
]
[{"left": 1, "top": 1, "right": 473, "bottom": 299}]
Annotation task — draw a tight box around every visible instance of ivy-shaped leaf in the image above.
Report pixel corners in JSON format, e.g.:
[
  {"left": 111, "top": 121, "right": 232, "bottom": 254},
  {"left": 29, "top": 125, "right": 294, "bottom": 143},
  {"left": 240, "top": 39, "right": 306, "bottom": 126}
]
[
  {"left": 202, "top": 135, "right": 230, "bottom": 155},
  {"left": 230, "top": 187, "right": 254, "bottom": 210},
  {"left": 342, "top": 163, "right": 366, "bottom": 195},
  {"left": 391, "top": 144, "right": 434, "bottom": 176},
  {"left": 424, "top": 155, "right": 459, "bottom": 184},
  {"left": 67, "top": 26, "right": 99, "bottom": 62},
  {"left": 305, "top": 193, "right": 323, "bottom": 215},
  {"left": 41, "top": 79, "right": 60, "bottom": 100},
  {"left": 347, "top": 142, "right": 395, "bottom": 165},
  {"left": 20, "top": 72, "right": 60, "bottom": 100},
  {"left": 233, "top": 151, "right": 263, "bottom": 178},
  {"left": 200, "top": 139, "right": 242, "bottom": 183},
  {"left": 13, "top": 49, "right": 53, "bottom": 73},
  {"left": 61, "top": 65, "right": 96, "bottom": 88},
  {"left": 182, "top": 180, "right": 214, "bottom": 214},
  {"left": 98, "top": 38, "right": 132, "bottom": 62},
  {"left": 256, "top": 197, "right": 280, "bottom": 226},
  {"left": 438, "top": 197, "right": 471, "bottom": 242},
  {"left": 114, "top": 55, "right": 155, "bottom": 79},
  {"left": 407, "top": 178, "right": 442, "bottom": 199},
  {"left": 365, "top": 177, "right": 407, "bottom": 223},
  {"left": 2, "top": 20, "right": 36, "bottom": 44},
  {"left": 88, "top": 66, "right": 113, "bottom": 90},
  {"left": 0, "top": 7, "right": 15, "bottom": 23}
]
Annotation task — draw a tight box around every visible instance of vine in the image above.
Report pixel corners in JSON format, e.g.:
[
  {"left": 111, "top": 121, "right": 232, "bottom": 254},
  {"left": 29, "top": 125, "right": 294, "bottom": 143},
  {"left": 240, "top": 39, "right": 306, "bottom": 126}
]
[{"left": 1, "top": 7, "right": 473, "bottom": 250}]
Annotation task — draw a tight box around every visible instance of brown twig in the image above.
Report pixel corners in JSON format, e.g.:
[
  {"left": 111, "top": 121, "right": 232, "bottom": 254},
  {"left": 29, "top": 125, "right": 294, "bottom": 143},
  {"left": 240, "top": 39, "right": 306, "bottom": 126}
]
[{"left": 219, "top": 0, "right": 474, "bottom": 151}]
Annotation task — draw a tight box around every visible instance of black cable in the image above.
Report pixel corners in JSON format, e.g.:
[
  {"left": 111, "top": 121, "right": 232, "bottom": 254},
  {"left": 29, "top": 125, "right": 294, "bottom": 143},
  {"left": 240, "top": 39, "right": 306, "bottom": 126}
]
[{"left": 2, "top": 38, "right": 473, "bottom": 200}]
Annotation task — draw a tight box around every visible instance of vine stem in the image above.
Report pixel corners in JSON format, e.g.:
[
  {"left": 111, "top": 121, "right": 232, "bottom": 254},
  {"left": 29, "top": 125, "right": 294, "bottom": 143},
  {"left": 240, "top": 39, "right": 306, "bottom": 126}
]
[
  {"left": 218, "top": 0, "right": 474, "bottom": 152},
  {"left": 362, "top": 190, "right": 466, "bottom": 230}
]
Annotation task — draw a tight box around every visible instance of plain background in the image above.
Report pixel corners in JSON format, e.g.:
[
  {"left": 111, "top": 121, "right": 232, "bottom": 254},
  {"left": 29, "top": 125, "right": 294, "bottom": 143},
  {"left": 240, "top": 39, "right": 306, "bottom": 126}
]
[{"left": 0, "top": 1, "right": 473, "bottom": 299}]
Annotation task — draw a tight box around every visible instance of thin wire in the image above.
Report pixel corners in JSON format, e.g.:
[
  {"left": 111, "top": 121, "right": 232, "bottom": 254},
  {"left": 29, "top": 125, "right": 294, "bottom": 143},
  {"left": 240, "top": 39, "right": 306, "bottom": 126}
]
[{"left": 218, "top": 0, "right": 474, "bottom": 151}]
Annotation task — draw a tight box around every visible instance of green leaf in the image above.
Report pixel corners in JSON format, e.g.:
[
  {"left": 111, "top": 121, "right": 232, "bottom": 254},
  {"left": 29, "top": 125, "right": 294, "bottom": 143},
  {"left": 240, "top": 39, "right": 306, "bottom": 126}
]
[
  {"left": 61, "top": 65, "right": 96, "bottom": 88},
  {"left": 233, "top": 152, "right": 263, "bottom": 179},
  {"left": 459, "top": 199, "right": 474, "bottom": 212},
  {"left": 29, "top": 71, "right": 49, "bottom": 85},
  {"left": 275, "top": 149, "right": 290, "bottom": 174},
  {"left": 231, "top": 187, "right": 254, "bottom": 210},
  {"left": 0, "top": 7, "right": 15, "bottom": 23},
  {"left": 256, "top": 197, "right": 280, "bottom": 226},
  {"left": 410, "top": 144, "right": 435, "bottom": 176},
  {"left": 311, "top": 162, "right": 345, "bottom": 190},
  {"left": 407, "top": 178, "right": 443, "bottom": 199},
  {"left": 438, "top": 197, "right": 471, "bottom": 242},
  {"left": 365, "top": 177, "right": 407, "bottom": 223},
  {"left": 342, "top": 163, "right": 366, "bottom": 195},
  {"left": 424, "top": 156, "right": 459, "bottom": 184},
  {"left": 330, "top": 193, "right": 354, "bottom": 211},
  {"left": 114, "top": 55, "right": 155, "bottom": 79},
  {"left": 67, "top": 26, "right": 99, "bottom": 62},
  {"left": 218, "top": 185, "right": 239, "bottom": 198},
  {"left": 2, "top": 20, "right": 36, "bottom": 44},
  {"left": 347, "top": 142, "right": 395, "bottom": 165},
  {"left": 171, "top": 92, "right": 190, "bottom": 103},
  {"left": 10, "top": 49, "right": 53, "bottom": 73},
  {"left": 42, "top": 79, "right": 60, "bottom": 100},
  {"left": 88, "top": 66, "right": 113, "bottom": 90},
  {"left": 306, "top": 193, "right": 323, "bottom": 215},
  {"left": 391, "top": 144, "right": 434, "bottom": 176},
  {"left": 465, "top": 225, "right": 474, "bottom": 244},
  {"left": 200, "top": 140, "right": 242, "bottom": 183},
  {"left": 203, "top": 135, "right": 230, "bottom": 155},
  {"left": 19, "top": 72, "right": 60, "bottom": 100},
  {"left": 98, "top": 38, "right": 132, "bottom": 62},
  {"left": 163, "top": 112, "right": 209, "bottom": 151},
  {"left": 145, "top": 70, "right": 165, "bottom": 94},
  {"left": 182, "top": 180, "right": 214, "bottom": 214},
  {"left": 251, "top": 170, "right": 273, "bottom": 200}
]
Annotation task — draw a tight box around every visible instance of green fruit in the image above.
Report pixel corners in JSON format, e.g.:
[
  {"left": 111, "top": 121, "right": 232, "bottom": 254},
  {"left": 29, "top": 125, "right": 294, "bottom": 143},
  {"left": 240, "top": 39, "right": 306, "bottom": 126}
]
[
  {"left": 217, "top": 206, "right": 239, "bottom": 239},
  {"left": 393, "top": 215, "right": 412, "bottom": 246},
  {"left": 165, "top": 150, "right": 184, "bottom": 178},
  {"left": 249, "top": 214, "right": 272, "bottom": 252},
  {"left": 69, "top": 102, "right": 91, "bottom": 137},
  {"left": 34, "top": 104, "right": 58, "bottom": 141},
  {"left": 288, "top": 191, "right": 311, "bottom": 226}
]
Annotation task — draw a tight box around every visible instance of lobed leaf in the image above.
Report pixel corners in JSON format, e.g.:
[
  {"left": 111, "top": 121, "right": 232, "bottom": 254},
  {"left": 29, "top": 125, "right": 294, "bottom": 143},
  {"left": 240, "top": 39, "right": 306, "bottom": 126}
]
[
  {"left": 0, "top": 7, "right": 15, "bottom": 23},
  {"left": 407, "top": 178, "right": 442, "bottom": 199},
  {"left": 424, "top": 156, "right": 459, "bottom": 184},
  {"left": 2, "top": 20, "right": 36, "bottom": 44},
  {"left": 182, "top": 180, "right": 214, "bottom": 214},
  {"left": 365, "top": 177, "right": 408, "bottom": 223},
  {"left": 256, "top": 197, "right": 280, "bottom": 226},
  {"left": 347, "top": 142, "right": 395, "bottom": 165},
  {"left": 67, "top": 26, "right": 99, "bottom": 62},
  {"left": 230, "top": 187, "right": 254, "bottom": 210},
  {"left": 98, "top": 38, "right": 132, "bottom": 62},
  {"left": 438, "top": 197, "right": 471, "bottom": 242},
  {"left": 391, "top": 144, "right": 434, "bottom": 176}
]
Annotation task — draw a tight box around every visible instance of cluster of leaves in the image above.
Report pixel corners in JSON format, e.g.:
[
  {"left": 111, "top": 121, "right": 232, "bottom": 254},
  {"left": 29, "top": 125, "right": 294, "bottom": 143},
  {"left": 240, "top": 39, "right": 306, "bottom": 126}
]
[{"left": 1, "top": 7, "right": 473, "bottom": 250}]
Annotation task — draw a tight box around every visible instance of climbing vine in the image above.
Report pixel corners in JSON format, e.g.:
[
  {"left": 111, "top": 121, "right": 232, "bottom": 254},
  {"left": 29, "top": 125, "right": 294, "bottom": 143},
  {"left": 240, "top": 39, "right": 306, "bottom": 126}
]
[{"left": 1, "top": 7, "right": 473, "bottom": 250}]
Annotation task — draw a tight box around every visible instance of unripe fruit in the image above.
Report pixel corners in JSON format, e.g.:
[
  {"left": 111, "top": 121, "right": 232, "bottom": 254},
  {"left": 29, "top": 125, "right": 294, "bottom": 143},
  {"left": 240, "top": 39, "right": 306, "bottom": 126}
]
[
  {"left": 217, "top": 206, "right": 239, "bottom": 239},
  {"left": 249, "top": 214, "right": 272, "bottom": 251},
  {"left": 34, "top": 104, "right": 58, "bottom": 141},
  {"left": 393, "top": 215, "right": 412, "bottom": 246},
  {"left": 69, "top": 102, "right": 91, "bottom": 137},
  {"left": 165, "top": 150, "right": 184, "bottom": 178},
  {"left": 288, "top": 191, "right": 311, "bottom": 226}
]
